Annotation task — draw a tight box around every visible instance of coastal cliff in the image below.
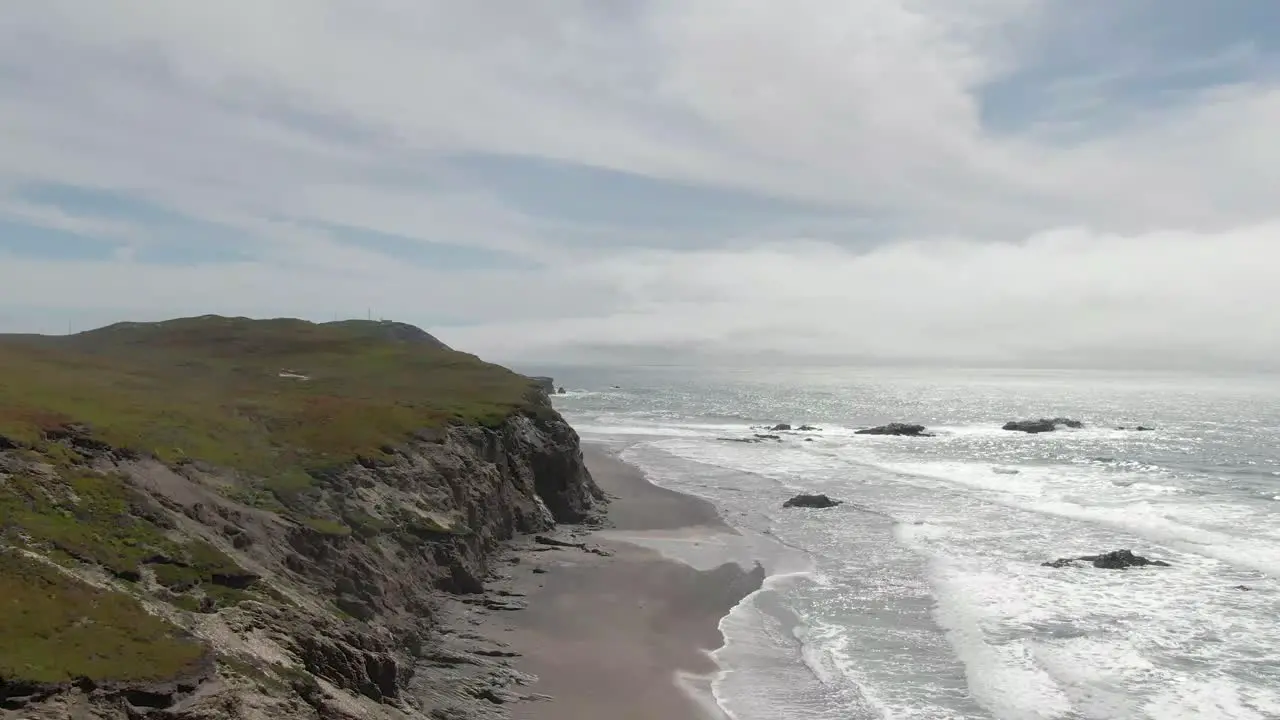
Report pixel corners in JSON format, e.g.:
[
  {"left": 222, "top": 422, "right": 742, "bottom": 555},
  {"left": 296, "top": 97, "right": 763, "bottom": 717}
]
[{"left": 0, "top": 316, "right": 603, "bottom": 719}]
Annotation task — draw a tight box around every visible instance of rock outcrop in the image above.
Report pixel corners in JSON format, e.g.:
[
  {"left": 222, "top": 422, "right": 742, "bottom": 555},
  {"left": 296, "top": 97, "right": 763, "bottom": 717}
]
[
  {"left": 1003, "top": 417, "right": 1084, "bottom": 434},
  {"left": 782, "top": 494, "right": 843, "bottom": 509},
  {"left": 1042, "top": 549, "right": 1170, "bottom": 569},
  {"left": 856, "top": 423, "right": 934, "bottom": 437},
  {"left": 1, "top": 410, "right": 604, "bottom": 719}
]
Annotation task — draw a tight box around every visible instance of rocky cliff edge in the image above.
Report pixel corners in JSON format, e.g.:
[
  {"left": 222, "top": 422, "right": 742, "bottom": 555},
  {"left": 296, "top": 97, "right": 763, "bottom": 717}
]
[{"left": 0, "top": 316, "right": 604, "bottom": 719}]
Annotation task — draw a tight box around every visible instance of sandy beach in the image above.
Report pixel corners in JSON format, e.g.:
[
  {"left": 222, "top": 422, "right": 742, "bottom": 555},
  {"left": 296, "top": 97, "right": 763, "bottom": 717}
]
[{"left": 475, "top": 445, "right": 764, "bottom": 720}]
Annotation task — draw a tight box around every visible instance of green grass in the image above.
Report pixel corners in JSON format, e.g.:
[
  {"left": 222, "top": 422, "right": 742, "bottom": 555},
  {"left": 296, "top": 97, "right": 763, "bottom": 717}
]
[
  {"left": 0, "top": 316, "right": 551, "bottom": 504},
  {"left": 0, "top": 550, "right": 208, "bottom": 685},
  {"left": 1, "top": 470, "right": 176, "bottom": 580},
  {"left": 303, "top": 517, "right": 353, "bottom": 537},
  {"left": 342, "top": 509, "right": 395, "bottom": 538},
  {"left": 0, "top": 468, "right": 251, "bottom": 589}
]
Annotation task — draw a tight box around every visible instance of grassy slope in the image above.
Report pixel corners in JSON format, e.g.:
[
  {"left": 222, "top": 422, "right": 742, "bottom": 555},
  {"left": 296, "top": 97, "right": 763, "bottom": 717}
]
[
  {"left": 0, "top": 315, "right": 548, "bottom": 689},
  {"left": 0, "top": 551, "right": 209, "bottom": 686},
  {"left": 0, "top": 315, "right": 548, "bottom": 489}
]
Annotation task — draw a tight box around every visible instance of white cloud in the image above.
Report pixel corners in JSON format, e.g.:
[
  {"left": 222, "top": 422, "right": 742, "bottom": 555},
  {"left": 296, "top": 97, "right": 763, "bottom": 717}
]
[
  {"left": 4, "top": 225, "right": 1276, "bottom": 369},
  {"left": 0, "top": 1, "right": 1278, "bottom": 368},
  {"left": 436, "top": 225, "right": 1280, "bottom": 368}
]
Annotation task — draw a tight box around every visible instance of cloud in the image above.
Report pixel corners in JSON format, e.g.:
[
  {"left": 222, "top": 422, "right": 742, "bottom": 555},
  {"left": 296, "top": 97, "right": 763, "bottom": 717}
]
[
  {"left": 439, "top": 225, "right": 1280, "bottom": 368},
  {"left": 1, "top": 1, "right": 1278, "bottom": 369},
  {"left": 5, "top": 224, "right": 1276, "bottom": 370}
]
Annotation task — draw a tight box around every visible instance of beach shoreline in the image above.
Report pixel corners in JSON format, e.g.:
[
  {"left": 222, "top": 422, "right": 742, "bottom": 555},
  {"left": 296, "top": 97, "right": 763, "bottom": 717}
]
[{"left": 444, "top": 443, "right": 763, "bottom": 720}]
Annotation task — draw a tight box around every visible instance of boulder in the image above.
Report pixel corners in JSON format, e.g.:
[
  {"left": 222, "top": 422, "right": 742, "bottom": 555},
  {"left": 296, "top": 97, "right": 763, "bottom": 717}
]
[
  {"left": 770, "top": 423, "right": 792, "bottom": 431},
  {"left": 1003, "top": 417, "right": 1083, "bottom": 434},
  {"left": 1042, "top": 549, "right": 1170, "bottom": 569},
  {"left": 855, "top": 423, "right": 934, "bottom": 437},
  {"left": 782, "top": 494, "right": 843, "bottom": 509},
  {"left": 555, "top": 386, "right": 566, "bottom": 395},
  {"left": 797, "top": 425, "right": 821, "bottom": 431}
]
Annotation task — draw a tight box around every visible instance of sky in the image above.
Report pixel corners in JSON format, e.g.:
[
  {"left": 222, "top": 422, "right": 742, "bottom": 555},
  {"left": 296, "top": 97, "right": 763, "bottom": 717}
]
[{"left": 1, "top": 1, "right": 1278, "bottom": 369}]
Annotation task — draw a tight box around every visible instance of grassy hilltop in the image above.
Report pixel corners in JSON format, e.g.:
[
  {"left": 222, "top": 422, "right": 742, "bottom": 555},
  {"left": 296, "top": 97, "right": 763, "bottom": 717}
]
[
  {"left": 0, "top": 315, "right": 548, "bottom": 495},
  {"left": 0, "top": 315, "right": 550, "bottom": 695}
]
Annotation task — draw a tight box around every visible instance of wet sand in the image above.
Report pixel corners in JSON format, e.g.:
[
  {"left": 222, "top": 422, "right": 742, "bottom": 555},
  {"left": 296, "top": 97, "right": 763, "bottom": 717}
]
[{"left": 497, "top": 446, "right": 762, "bottom": 720}]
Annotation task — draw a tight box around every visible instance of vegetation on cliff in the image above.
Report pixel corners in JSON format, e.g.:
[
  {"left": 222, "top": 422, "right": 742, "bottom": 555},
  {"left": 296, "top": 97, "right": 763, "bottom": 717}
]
[
  {"left": 0, "top": 315, "right": 550, "bottom": 496},
  {"left": 0, "top": 551, "right": 209, "bottom": 686},
  {"left": 0, "top": 315, "right": 559, "bottom": 701}
]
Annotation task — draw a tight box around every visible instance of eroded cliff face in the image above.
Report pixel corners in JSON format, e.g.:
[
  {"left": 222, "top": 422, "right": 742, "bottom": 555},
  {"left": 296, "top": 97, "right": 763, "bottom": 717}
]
[{"left": 0, "top": 412, "right": 604, "bottom": 720}]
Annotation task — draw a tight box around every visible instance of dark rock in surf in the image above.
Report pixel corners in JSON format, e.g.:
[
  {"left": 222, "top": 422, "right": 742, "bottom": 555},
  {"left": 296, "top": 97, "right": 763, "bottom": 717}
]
[
  {"left": 783, "top": 494, "right": 843, "bottom": 509},
  {"left": 797, "top": 425, "right": 821, "bottom": 431},
  {"left": 1042, "top": 549, "right": 1170, "bottom": 570},
  {"left": 1006, "top": 419, "right": 1055, "bottom": 433},
  {"left": 1117, "top": 425, "right": 1155, "bottom": 431},
  {"left": 1003, "top": 417, "right": 1083, "bottom": 434},
  {"left": 856, "top": 423, "right": 934, "bottom": 437},
  {"left": 754, "top": 434, "right": 782, "bottom": 441},
  {"left": 1087, "top": 550, "right": 1170, "bottom": 569},
  {"left": 1234, "top": 585, "right": 1251, "bottom": 591},
  {"left": 555, "top": 386, "right": 566, "bottom": 395},
  {"left": 770, "top": 423, "right": 792, "bottom": 431}
]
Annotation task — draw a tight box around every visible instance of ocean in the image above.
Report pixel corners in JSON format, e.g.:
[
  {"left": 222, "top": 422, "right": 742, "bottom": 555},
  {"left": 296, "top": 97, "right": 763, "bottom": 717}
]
[{"left": 541, "top": 365, "right": 1280, "bottom": 720}]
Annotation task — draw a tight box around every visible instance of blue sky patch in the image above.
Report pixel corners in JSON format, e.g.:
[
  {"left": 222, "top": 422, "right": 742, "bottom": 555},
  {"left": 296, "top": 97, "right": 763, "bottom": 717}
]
[
  {"left": 6, "top": 183, "right": 257, "bottom": 265},
  {"left": 0, "top": 219, "right": 122, "bottom": 261},
  {"left": 980, "top": 0, "right": 1280, "bottom": 137},
  {"left": 438, "top": 152, "right": 851, "bottom": 231},
  {"left": 318, "top": 221, "right": 537, "bottom": 271}
]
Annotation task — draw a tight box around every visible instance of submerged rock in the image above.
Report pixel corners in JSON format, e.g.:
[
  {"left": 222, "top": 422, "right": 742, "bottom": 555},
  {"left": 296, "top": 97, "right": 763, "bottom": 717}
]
[
  {"left": 797, "top": 425, "right": 821, "bottom": 431},
  {"left": 855, "top": 423, "right": 934, "bottom": 437},
  {"left": 1003, "top": 417, "right": 1084, "bottom": 434},
  {"left": 1116, "top": 425, "right": 1155, "bottom": 431},
  {"left": 1043, "top": 549, "right": 1171, "bottom": 569},
  {"left": 782, "top": 493, "right": 843, "bottom": 509},
  {"left": 754, "top": 434, "right": 782, "bottom": 441}
]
